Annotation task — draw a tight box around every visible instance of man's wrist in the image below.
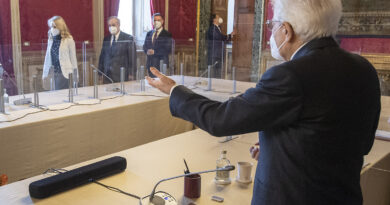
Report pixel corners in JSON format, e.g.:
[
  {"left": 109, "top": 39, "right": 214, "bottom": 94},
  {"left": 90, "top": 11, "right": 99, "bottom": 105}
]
[{"left": 169, "top": 84, "right": 179, "bottom": 95}]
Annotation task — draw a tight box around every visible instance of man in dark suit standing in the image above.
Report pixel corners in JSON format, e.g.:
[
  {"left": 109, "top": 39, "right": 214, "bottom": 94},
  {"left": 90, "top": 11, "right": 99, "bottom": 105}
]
[
  {"left": 143, "top": 13, "right": 172, "bottom": 77},
  {"left": 146, "top": 0, "right": 381, "bottom": 204},
  {"left": 99, "top": 16, "right": 136, "bottom": 83},
  {"left": 207, "top": 14, "right": 235, "bottom": 78}
]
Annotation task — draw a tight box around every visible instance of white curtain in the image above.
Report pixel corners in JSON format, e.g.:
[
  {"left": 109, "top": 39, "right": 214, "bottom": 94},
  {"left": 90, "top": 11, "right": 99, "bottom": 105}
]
[
  {"left": 118, "top": 0, "right": 134, "bottom": 35},
  {"left": 133, "top": 0, "right": 153, "bottom": 46}
]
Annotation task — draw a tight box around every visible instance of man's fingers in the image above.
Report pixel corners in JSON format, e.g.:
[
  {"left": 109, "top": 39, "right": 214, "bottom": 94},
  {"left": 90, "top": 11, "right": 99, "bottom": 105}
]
[
  {"left": 254, "top": 152, "right": 259, "bottom": 161},
  {"left": 146, "top": 76, "right": 157, "bottom": 87},
  {"left": 250, "top": 147, "right": 259, "bottom": 159},
  {"left": 150, "top": 67, "right": 165, "bottom": 78}
]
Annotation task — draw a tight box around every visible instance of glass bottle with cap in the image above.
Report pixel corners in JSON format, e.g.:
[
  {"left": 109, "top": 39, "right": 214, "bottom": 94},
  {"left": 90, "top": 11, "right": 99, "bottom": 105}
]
[{"left": 215, "top": 150, "right": 231, "bottom": 184}]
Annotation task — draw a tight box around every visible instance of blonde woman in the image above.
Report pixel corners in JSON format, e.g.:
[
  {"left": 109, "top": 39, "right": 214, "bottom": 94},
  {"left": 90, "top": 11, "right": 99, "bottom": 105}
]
[{"left": 42, "top": 16, "right": 77, "bottom": 90}]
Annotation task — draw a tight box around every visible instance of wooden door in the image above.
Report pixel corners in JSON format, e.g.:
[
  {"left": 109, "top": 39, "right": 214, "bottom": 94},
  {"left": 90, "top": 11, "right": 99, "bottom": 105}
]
[
  {"left": 212, "top": 0, "right": 228, "bottom": 34},
  {"left": 232, "top": 0, "right": 255, "bottom": 81}
]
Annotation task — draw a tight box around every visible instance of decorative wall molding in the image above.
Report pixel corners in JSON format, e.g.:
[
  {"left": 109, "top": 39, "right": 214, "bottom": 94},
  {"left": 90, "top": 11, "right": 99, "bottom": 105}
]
[
  {"left": 165, "top": 0, "right": 169, "bottom": 29},
  {"left": 93, "top": 0, "right": 104, "bottom": 67},
  {"left": 339, "top": 12, "right": 390, "bottom": 36},
  {"left": 10, "top": 0, "right": 23, "bottom": 94}
]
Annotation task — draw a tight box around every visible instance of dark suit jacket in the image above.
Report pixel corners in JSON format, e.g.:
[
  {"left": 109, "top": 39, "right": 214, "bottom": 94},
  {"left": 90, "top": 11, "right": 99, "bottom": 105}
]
[
  {"left": 207, "top": 24, "right": 231, "bottom": 64},
  {"left": 169, "top": 37, "right": 381, "bottom": 205},
  {"left": 143, "top": 29, "right": 172, "bottom": 72},
  {"left": 98, "top": 31, "right": 136, "bottom": 82}
]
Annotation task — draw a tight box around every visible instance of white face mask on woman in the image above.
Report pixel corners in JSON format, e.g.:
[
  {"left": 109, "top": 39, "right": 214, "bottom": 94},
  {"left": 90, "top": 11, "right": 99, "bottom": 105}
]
[
  {"left": 270, "top": 25, "right": 287, "bottom": 61},
  {"left": 51, "top": 27, "right": 60, "bottom": 36}
]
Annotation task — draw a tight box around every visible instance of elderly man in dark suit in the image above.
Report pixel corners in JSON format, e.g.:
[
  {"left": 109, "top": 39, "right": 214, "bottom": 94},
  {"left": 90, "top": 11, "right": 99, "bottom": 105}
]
[
  {"left": 207, "top": 14, "right": 235, "bottom": 78},
  {"left": 143, "top": 13, "right": 172, "bottom": 78},
  {"left": 99, "top": 16, "right": 136, "bottom": 83},
  {"left": 146, "top": 0, "right": 381, "bottom": 204}
]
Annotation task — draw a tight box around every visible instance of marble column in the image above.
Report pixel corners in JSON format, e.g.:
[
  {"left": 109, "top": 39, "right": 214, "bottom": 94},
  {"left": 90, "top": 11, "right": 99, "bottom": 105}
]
[
  {"left": 10, "top": 0, "right": 23, "bottom": 94},
  {"left": 197, "top": 0, "right": 212, "bottom": 75},
  {"left": 250, "top": 0, "right": 265, "bottom": 82}
]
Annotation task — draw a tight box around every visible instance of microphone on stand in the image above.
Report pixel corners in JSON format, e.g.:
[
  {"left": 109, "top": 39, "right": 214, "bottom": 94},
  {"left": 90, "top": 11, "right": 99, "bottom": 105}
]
[
  {"left": 90, "top": 65, "right": 120, "bottom": 92},
  {"left": 147, "top": 165, "right": 235, "bottom": 205},
  {"left": 0, "top": 64, "right": 32, "bottom": 105},
  {"left": 191, "top": 61, "right": 219, "bottom": 89},
  {"left": 197, "top": 61, "right": 218, "bottom": 79}
]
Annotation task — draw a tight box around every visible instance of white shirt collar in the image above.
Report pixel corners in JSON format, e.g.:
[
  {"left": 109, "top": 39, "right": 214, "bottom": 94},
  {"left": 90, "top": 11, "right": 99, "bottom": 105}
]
[
  {"left": 112, "top": 31, "right": 121, "bottom": 41},
  {"left": 155, "top": 27, "right": 163, "bottom": 35},
  {"left": 290, "top": 42, "right": 308, "bottom": 60}
]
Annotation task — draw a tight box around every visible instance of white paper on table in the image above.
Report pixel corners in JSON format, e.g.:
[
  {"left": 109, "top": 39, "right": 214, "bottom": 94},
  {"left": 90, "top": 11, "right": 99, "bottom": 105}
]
[{"left": 375, "top": 130, "right": 390, "bottom": 141}]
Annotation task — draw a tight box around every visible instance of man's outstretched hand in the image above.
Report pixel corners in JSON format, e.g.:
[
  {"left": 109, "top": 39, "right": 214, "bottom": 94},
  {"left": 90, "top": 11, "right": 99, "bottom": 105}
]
[{"left": 146, "top": 67, "right": 176, "bottom": 95}]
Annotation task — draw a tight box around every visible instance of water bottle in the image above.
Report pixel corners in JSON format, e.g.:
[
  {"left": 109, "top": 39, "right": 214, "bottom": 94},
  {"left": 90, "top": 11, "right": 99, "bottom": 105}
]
[
  {"left": 215, "top": 150, "right": 231, "bottom": 184},
  {"left": 3, "top": 89, "right": 8, "bottom": 104}
]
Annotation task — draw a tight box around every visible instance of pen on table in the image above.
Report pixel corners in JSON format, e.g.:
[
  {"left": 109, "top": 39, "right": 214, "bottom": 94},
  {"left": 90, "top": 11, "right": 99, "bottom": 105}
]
[{"left": 184, "top": 159, "right": 190, "bottom": 174}]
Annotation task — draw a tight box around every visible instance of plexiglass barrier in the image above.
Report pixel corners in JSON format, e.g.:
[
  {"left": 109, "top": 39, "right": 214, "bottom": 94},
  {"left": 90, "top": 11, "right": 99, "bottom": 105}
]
[
  {"left": 0, "top": 38, "right": 261, "bottom": 116},
  {"left": 2, "top": 36, "right": 388, "bottom": 115}
]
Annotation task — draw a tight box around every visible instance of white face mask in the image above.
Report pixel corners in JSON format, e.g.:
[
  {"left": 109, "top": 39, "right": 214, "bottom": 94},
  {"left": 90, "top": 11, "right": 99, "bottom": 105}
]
[
  {"left": 270, "top": 26, "right": 287, "bottom": 61},
  {"left": 154, "top": 21, "right": 162, "bottom": 30},
  {"left": 109, "top": 26, "right": 118, "bottom": 35},
  {"left": 51, "top": 28, "right": 60, "bottom": 36},
  {"left": 218, "top": 17, "right": 223, "bottom": 24}
]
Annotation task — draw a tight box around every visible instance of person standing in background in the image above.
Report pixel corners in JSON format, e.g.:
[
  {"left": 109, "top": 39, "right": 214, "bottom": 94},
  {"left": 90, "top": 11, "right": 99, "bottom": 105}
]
[
  {"left": 143, "top": 13, "right": 172, "bottom": 78},
  {"left": 43, "top": 16, "right": 77, "bottom": 90},
  {"left": 99, "top": 16, "right": 137, "bottom": 83},
  {"left": 207, "top": 14, "right": 235, "bottom": 78}
]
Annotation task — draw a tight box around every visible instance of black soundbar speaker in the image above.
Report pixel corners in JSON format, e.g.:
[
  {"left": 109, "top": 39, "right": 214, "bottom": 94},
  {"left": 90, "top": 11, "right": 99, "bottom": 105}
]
[{"left": 29, "top": 156, "right": 127, "bottom": 199}]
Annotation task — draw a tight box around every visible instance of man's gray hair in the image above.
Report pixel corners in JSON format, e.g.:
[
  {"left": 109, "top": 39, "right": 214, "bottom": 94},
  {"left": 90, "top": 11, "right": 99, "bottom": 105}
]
[
  {"left": 272, "top": 0, "right": 342, "bottom": 43},
  {"left": 107, "top": 16, "right": 120, "bottom": 25}
]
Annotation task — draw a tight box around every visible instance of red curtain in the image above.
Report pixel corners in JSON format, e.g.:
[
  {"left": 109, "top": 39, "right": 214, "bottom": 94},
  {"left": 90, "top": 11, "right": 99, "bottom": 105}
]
[
  {"left": 340, "top": 38, "right": 390, "bottom": 54},
  {"left": 104, "top": 0, "right": 120, "bottom": 36},
  {"left": 0, "top": 0, "right": 17, "bottom": 95},
  {"left": 151, "top": 0, "right": 166, "bottom": 19},
  {"left": 19, "top": 0, "right": 93, "bottom": 50},
  {"left": 168, "top": 0, "right": 197, "bottom": 44}
]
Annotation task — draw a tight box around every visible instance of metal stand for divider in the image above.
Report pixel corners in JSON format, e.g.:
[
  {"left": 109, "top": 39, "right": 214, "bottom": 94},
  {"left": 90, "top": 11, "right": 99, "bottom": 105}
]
[
  {"left": 93, "top": 70, "right": 98, "bottom": 99},
  {"left": 180, "top": 63, "right": 184, "bottom": 85},
  {"left": 232, "top": 66, "right": 237, "bottom": 94},
  {"left": 120, "top": 67, "right": 125, "bottom": 94},
  {"left": 207, "top": 65, "right": 212, "bottom": 91},
  {"left": 68, "top": 73, "right": 74, "bottom": 103},
  {"left": 33, "top": 75, "right": 39, "bottom": 107},
  {"left": 0, "top": 79, "right": 5, "bottom": 114}
]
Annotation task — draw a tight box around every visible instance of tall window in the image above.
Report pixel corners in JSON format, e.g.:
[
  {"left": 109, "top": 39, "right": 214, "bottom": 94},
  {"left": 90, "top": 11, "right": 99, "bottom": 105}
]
[
  {"left": 227, "top": 0, "right": 235, "bottom": 34},
  {"left": 118, "top": 0, "right": 134, "bottom": 35},
  {"left": 118, "top": 0, "right": 152, "bottom": 44}
]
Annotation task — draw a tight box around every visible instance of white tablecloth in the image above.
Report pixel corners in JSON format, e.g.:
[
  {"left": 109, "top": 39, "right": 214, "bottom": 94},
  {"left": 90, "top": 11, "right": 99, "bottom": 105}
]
[{"left": 0, "top": 77, "right": 256, "bottom": 183}]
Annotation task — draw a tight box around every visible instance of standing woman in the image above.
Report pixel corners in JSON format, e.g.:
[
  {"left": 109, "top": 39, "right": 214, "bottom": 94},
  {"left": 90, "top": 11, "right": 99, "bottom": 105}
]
[{"left": 43, "top": 16, "right": 77, "bottom": 90}]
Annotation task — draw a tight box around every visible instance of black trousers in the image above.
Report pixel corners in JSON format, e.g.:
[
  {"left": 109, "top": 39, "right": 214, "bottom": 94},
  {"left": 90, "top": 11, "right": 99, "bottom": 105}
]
[
  {"left": 54, "top": 72, "right": 69, "bottom": 90},
  {"left": 208, "top": 57, "right": 222, "bottom": 79}
]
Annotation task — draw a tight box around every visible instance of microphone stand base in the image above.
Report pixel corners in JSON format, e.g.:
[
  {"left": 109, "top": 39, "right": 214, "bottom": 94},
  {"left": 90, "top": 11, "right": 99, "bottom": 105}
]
[
  {"left": 13, "top": 98, "right": 32, "bottom": 106},
  {"left": 143, "top": 192, "right": 177, "bottom": 205}
]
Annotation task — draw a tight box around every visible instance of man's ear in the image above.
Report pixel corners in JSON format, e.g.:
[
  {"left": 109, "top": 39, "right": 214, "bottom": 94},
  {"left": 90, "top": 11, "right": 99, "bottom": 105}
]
[{"left": 282, "top": 22, "right": 294, "bottom": 43}]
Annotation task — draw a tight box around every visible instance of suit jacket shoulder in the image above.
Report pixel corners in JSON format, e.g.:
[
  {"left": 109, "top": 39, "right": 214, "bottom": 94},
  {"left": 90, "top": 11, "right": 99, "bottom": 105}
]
[
  {"left": 119, "top": 31, "right": 134, "bottom": 41},
  {"left": 146, "top": 30, "right": 154, "bottom": 37},
  {"left": 160, "top": 29, "right": 172, "bottom": 38}
]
